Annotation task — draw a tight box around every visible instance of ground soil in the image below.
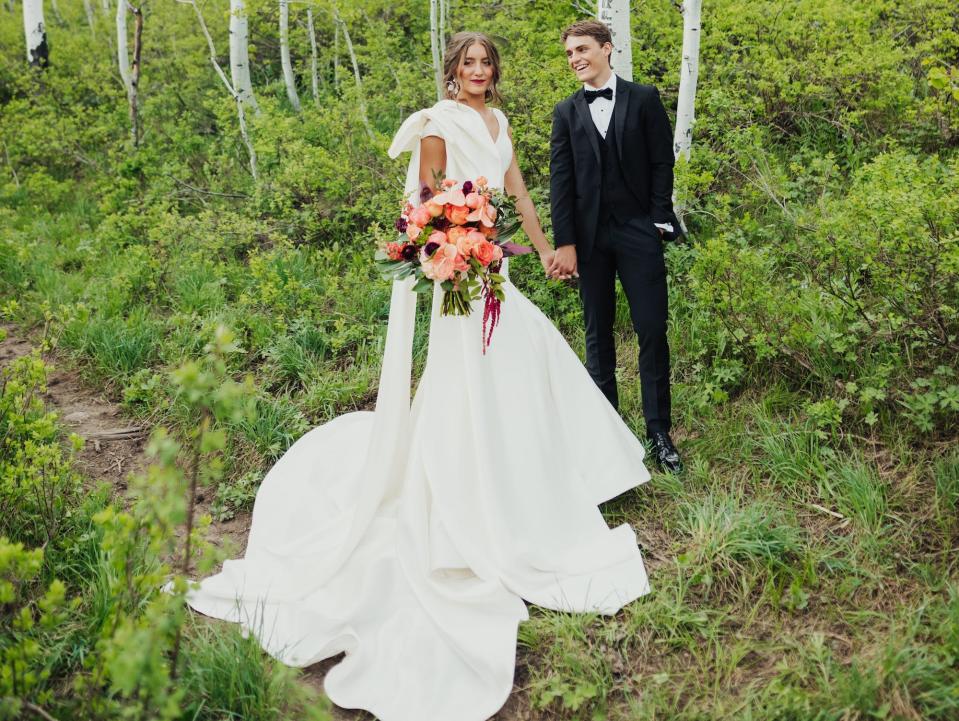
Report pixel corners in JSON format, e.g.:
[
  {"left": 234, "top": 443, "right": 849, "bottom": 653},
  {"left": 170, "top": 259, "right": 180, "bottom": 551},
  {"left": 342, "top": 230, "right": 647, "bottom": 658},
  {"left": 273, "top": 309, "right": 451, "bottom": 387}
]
[{"left": 0, "top": 324, "right": 535, "bottom": 720}]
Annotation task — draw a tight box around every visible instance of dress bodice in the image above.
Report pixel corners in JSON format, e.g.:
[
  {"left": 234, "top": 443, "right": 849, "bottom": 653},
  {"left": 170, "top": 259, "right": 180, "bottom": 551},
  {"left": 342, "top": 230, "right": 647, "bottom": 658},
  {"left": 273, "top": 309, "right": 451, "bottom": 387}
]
[{"left": 389, "top": 100, "right": 514, "bottom": 195}]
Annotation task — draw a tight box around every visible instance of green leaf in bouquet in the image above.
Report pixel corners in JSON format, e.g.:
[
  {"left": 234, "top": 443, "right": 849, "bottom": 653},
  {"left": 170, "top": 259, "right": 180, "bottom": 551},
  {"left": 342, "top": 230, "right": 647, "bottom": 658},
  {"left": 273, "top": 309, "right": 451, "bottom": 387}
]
[{"left": 412, "top": 276, "right": 434, "bottom": 293}]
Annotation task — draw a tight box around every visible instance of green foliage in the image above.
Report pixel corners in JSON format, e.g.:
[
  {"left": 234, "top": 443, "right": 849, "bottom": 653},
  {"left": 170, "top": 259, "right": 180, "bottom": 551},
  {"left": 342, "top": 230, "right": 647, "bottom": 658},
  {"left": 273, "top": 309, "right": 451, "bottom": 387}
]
[
  {"left": 1, "top": 0, "right": 958, "bottom": 718},
  {"left": 0, "top": 352, "right": 85, "bottom": 547},
  {"left": 0, "top": 338, "right": 326, "bottom": 718}
]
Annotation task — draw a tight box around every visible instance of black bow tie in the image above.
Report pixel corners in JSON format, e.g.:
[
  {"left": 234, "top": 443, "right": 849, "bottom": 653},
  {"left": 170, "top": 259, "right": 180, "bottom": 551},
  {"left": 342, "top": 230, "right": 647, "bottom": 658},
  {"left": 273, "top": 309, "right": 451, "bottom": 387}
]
[{"left": 584, "top": 87, "right": 613, "bottom": 104}]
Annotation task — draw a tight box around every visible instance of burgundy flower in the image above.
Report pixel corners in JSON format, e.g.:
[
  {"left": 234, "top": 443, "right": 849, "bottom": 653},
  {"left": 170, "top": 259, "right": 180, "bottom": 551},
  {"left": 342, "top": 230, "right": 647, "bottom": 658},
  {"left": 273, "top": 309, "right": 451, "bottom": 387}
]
[
  {"left": 401, "top": 243, "right": 418, "bottom": 261},
  {"left": 395, "top": 216, "right": 408, "bottom": 232},
  {"left": 423, "top": 241, "right": 440, "bottom": 257},
  {"left": 462, "top": 180, "right": 474, "bottom": 194},
  {"left": 419, "top": 184, "right": 434, "bottom": 203},
  {"left": 432, "top": 216, "right": 451, "bottom": 232}
]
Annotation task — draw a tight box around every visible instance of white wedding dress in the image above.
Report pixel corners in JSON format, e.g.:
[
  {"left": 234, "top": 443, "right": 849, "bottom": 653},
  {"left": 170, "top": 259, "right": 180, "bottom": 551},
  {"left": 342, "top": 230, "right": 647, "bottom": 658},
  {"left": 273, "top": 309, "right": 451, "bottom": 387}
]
[{"left": 180, "top": 100, "right": 651, "bottom": 721}]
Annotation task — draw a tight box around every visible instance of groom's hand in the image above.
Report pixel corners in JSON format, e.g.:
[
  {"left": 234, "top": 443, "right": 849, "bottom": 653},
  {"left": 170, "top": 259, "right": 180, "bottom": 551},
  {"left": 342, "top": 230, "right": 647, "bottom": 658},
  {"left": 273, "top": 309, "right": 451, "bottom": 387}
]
[{"left": 548, "top": 245, "right": 578, "bottom": 280}]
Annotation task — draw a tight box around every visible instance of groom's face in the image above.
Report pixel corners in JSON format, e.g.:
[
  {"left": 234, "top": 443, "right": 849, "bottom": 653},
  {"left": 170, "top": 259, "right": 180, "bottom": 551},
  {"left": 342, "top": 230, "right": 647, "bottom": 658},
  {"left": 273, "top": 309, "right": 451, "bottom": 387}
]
[{"left": 564, "top": 35, "right": 612, "bottom": 87}]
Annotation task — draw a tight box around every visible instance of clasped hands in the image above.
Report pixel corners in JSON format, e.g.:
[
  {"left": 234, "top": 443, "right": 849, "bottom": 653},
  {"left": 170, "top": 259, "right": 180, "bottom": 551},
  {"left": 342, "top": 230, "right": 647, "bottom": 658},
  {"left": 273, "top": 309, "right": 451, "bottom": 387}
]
[
  {"left": 540, "top": 245, "right": 578, "bottom": 281},
  {"left": 540, "top": 227, "right": 667, "bottom": 281}
]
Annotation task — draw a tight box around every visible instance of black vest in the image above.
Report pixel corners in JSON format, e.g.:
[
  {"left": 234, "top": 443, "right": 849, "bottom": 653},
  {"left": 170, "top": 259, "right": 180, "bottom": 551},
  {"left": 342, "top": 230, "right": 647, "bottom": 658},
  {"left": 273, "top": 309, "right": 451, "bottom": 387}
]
[{"left": 593, "top": 102, "right": 642, "bottom": 225}]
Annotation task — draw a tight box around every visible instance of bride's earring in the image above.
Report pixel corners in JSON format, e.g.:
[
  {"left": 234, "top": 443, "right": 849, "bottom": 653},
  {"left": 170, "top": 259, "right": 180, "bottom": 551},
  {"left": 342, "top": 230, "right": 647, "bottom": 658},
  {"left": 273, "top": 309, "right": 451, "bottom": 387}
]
[{"left": 446, "top": 79, "right": 459, "bottom": 98}]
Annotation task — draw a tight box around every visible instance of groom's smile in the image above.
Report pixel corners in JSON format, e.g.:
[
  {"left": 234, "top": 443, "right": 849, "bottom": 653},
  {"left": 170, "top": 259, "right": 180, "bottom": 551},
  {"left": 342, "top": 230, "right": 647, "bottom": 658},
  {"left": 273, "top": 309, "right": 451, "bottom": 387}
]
[{"left": 564, "top": 35, "right": 613, "bottom": 88}]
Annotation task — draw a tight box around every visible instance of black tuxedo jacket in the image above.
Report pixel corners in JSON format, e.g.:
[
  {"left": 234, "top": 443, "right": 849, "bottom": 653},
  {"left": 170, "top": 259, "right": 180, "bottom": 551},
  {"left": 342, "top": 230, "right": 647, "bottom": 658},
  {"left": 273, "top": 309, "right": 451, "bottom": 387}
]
[{"left": 550, "top": 76, "right": 681, "bottom": 260}]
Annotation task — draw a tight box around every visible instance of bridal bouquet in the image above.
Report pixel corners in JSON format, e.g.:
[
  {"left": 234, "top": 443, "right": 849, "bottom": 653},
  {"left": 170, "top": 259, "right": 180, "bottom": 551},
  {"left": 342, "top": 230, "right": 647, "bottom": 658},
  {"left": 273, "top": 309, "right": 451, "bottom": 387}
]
[{"left": 376, "top": 176, "right": 530, "bottom": 352}]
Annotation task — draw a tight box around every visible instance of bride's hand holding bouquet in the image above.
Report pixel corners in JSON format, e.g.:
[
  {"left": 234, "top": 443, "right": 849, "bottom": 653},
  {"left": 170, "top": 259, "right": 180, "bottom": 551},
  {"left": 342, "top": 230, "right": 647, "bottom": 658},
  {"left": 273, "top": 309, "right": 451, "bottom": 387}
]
[{"left": 376, "top": 175, "right": 531, "bottom": 351}]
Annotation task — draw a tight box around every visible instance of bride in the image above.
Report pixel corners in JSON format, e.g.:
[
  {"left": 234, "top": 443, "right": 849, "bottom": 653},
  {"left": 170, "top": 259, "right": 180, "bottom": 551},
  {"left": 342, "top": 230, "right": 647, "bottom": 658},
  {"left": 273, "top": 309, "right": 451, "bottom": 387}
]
[{"left": 180, "top": 31, "right": 652, "bottom": 721}]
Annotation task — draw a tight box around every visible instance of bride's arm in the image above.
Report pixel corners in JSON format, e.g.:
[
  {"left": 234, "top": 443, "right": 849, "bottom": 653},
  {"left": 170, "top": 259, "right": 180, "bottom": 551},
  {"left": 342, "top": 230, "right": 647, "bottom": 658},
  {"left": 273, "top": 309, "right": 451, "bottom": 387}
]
[
  {"left": 419, "top": 136, "right": 446, "bottom": 193},
  {"left": 503, "top": 128, "right": 554, "bottom": 274}
]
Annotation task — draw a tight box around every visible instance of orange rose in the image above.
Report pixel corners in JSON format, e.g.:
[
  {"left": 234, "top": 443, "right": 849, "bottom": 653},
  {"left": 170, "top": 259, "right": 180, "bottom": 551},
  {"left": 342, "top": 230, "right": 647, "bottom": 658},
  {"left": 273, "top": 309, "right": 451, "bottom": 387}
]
[
  {"left": 424, "top": 199, "right": 445, "bottom": 217},
  {"left": 456, "top": 229, "right": 485, "bottom": 258},
  {"left": 474, "top": 239, "right": 497, "bottom": 266},
  {"left": 445, "top": 204, "right": 470, "bottom": 225}
]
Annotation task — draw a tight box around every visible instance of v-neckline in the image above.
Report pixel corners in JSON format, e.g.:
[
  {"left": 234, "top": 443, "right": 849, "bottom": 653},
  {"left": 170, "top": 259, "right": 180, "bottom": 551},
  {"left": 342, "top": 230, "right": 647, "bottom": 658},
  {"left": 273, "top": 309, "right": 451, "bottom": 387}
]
[{"left": 453, "top": 100, "right": 501, "bottom": 145}]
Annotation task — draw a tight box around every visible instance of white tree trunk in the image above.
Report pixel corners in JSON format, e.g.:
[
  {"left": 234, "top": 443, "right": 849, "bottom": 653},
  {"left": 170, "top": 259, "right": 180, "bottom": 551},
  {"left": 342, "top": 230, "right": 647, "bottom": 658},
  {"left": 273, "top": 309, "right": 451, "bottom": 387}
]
[
  {"left": 116, "top": 0, "right": 130, "bottom": 89},
  {"left": 333, "top": 20, "right": 340, "bottom": 91},
  {"left": 597, "top": 0, "right": 632, "bottom": 81},
  {"left": 82, "top": 0, "right": 96, "bottom": 36},
  {"left": 306, "top": 8, "right": 320, "bottom": 103},
  {"left": 429, "top": 0, "right": 443, "bottom": 101},
  {"left": 117, "top": 1, "right": 142, "bottom": 145},
  {"left": 101, "top": 0, "right": 110, "bottom": 15},
  {"left": 279, "top": 0, "right": 301, "bottom": 111},
  {"left": 673, "top": 0, "right": 701, "bottom": 162},
  {"left": 439, "top": 0, "right": 447, "bottom": 58},
  {"left": 336, "top": 15, "right": 374, "bottom": 140},
  {"left": 184, "top": 0, "right": 258, "bottom": 180},
  {"left": 230, "top": 0, "right": 260, "bottom": 116},
  {"left": 22, "top": 0, "right": 48, "bottom": 67}
]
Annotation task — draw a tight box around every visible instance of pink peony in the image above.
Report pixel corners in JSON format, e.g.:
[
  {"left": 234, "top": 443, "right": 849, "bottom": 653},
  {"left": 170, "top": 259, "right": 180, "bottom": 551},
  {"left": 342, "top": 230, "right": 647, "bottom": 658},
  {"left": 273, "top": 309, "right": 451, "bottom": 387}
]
[
  {"left": 447, "top": 226, "right": 468, "bottom": 245},
  {"left": 491, "top": 244, "right": 504, "bottom": 262},
  {"left": 406, "top": 223, "right": 422, "bottom": 241},
  {"left": 427, "top": 230, "right": 448, "bottom": 245},
  {"left": 422, "top": 243, "right": 467, "bottom": 281},
  {"left": 409, "top": 205, "right": 432, "bottom": 228},
  {"left": 465, "top": 192, "right": 483, "bottom": 209},
  {"left": 479, "top": 203, "right": 497, "bottom": 227}
]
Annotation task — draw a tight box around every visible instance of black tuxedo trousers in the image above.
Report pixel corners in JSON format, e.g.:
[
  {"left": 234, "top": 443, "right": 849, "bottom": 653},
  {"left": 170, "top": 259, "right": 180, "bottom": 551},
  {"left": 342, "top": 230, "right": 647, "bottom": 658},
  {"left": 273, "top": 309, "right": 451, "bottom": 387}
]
[{"left": 577, "top": 213, "right": 671, "bottom": 434}]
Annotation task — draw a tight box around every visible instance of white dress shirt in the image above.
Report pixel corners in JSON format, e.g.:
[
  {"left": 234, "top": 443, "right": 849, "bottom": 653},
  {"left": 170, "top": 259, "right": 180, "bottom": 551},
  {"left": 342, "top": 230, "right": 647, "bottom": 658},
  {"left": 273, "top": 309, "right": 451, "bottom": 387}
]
[
  {"left": 584, "top": 73, "right": 673, "bottom": 235},
  {"left": 585, "top": 73, "right": 616, "bottom": 139}
]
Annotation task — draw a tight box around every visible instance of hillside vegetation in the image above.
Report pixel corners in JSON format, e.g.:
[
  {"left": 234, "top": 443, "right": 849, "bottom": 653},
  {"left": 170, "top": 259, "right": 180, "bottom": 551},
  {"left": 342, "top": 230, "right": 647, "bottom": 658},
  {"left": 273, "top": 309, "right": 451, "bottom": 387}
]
[{"left": 1, "top": 0, "right": 957, "bottom": 719}]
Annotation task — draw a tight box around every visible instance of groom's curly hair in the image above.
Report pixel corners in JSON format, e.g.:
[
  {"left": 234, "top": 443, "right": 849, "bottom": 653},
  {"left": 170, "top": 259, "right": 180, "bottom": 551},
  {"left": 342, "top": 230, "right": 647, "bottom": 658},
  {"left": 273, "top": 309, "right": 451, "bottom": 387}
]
[{"left": 561, "top": 20, "right": 614, "bottom": 67}]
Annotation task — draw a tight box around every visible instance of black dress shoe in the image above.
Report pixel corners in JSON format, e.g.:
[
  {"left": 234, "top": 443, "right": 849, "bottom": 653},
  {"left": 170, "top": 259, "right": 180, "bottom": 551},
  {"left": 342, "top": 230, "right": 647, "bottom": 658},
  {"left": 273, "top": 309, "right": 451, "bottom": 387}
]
[{"left": 648, "top": 431, "right": 683, "bottom": 474}]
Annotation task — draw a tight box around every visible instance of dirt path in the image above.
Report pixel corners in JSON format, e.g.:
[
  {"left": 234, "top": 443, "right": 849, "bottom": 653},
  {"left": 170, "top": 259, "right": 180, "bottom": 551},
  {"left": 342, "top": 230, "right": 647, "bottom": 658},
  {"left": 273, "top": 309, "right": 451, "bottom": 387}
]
[
  {"left": 0, "top": 325, "right": 150, "bottom": 492},
  {"left": 1, "top": 325, "right": 533, "bottom": 720}
]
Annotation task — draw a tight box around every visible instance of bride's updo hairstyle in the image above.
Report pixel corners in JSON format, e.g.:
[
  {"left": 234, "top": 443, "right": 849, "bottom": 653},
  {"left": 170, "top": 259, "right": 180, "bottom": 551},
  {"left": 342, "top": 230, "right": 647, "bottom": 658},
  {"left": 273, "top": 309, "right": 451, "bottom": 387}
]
[{"left": 443, "top": 31, "right": 504, "bottom": 105}]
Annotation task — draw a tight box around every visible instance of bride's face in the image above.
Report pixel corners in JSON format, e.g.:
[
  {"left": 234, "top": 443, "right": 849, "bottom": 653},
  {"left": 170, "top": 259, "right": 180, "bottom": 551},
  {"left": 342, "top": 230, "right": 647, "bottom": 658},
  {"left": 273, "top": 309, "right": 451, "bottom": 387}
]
[{"left": 456, "top": 43, "right": 494, "bottom": 100}]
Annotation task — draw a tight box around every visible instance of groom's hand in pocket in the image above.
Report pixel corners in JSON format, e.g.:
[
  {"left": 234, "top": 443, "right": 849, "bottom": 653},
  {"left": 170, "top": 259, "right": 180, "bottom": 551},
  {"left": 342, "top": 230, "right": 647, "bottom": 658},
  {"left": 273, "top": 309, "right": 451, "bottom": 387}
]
[{"left": 548, "top": 245, "right": 578, "bottom": 280}]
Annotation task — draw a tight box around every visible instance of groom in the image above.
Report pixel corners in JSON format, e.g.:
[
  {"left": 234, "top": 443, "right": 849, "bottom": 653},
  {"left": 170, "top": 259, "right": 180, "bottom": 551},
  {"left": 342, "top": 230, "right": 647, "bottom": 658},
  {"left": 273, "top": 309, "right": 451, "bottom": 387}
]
[{"left": 548, "top": 19, "right": 683, "bottom": 473}]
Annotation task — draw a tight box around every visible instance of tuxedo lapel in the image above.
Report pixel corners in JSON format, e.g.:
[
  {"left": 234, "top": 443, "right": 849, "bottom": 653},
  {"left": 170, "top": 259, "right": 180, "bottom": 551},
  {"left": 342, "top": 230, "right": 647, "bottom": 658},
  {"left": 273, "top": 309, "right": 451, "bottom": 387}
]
[
  {"left": 573, "top": 90, "right": 601, "bottom": 166},
  {"left": 613, "top": 76, "right": 630, "bottom": 163}
]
